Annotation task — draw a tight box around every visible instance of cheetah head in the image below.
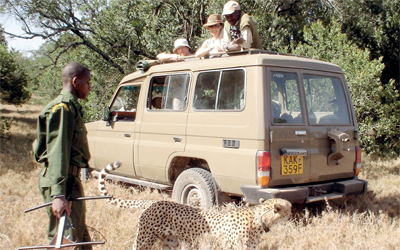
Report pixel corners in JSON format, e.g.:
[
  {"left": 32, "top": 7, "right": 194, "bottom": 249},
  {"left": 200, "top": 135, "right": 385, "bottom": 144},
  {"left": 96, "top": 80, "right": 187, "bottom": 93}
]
[{"left": 256, "top": 198, "right": 292, "bottom": 229}]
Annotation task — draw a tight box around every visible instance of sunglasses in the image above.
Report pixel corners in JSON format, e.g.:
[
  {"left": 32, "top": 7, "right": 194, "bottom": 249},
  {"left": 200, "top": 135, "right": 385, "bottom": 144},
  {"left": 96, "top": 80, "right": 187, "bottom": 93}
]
[{"left": 208, "top": 24, "right": 221, "bottom": 28}]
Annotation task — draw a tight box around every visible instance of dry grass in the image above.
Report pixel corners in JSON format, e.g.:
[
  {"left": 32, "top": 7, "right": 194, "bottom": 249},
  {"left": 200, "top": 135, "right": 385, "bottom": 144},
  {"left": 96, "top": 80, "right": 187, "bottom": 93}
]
[{"left": 1, "top": 102, "right": 399, "bottom": 250}]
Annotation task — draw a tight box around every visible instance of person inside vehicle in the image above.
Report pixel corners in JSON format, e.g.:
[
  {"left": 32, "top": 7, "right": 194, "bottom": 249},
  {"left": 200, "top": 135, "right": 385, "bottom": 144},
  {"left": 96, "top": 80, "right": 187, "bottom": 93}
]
[
  {"left": 157, "top": 38, "right": 193, "bottom": 61},
  {"left": 195, "top": 14, "right": 227, "bottom": 58},
  {"left": 221, "top": 1, "right": 262, "bottom": 52}
]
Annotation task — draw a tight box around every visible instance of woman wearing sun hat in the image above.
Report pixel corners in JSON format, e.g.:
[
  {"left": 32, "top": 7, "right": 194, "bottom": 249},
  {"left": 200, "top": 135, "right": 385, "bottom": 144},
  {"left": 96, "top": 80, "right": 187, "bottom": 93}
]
[{"left": 195, "top": 14, "right": 227, "bottom": 58}]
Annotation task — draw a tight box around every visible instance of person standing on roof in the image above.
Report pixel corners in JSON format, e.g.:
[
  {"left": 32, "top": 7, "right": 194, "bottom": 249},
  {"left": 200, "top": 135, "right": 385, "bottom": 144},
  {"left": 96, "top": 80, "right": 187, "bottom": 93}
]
[
  {"left": 157, "top": 38, "right": 193, "bottom": 61},
  {"left": 221, "top": 1, "right": 262, "bottom": 52},
  {"left": 195, "top": 14, "right": 227, "bottom": 58}
]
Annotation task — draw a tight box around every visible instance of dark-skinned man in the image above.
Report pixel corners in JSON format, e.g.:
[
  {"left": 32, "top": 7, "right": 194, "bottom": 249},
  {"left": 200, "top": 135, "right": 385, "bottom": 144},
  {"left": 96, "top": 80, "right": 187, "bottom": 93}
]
[
  {"left": 33, "top": 62, "right": 92, "bottom": 249},
  {"left": 222, "top": 1, "right": 262, "bottom": 52}
]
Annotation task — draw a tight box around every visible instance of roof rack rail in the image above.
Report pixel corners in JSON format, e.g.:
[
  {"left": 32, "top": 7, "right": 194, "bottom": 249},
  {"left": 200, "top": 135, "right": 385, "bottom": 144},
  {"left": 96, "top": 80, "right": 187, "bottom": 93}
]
[
  {"left": 221, "top": 49, "right": 310, "bottom": 58},
  {"left": 135, "top": 55, "right": 198, "bottom": 72},
  {"left": 135, "top": 49, "right": 309, "bottom": 72}
]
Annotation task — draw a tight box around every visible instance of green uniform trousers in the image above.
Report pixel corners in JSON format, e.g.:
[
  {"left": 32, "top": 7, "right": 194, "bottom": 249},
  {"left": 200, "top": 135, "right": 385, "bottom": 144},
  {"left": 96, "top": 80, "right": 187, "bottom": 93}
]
[{"left": 40, "top": 173, "right": 92, "bottom": 250}]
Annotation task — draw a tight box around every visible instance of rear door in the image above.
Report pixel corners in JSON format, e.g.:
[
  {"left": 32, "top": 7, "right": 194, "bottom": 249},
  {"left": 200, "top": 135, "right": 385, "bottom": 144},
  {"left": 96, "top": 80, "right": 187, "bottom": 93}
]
[
  {"left": 268, "top": 69, "right": 311, "bottom": 186},
  {"left": 301, "top": 71, "right": 356, "bottom": 182}
]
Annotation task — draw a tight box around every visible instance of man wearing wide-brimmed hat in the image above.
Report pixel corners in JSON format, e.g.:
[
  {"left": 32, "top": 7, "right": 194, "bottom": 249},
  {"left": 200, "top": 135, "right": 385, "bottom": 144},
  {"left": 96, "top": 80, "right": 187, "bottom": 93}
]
[
  {"left": 221, "top": 1, "right": 262, "bottom": 52},
  {"left": 157, "top": 38, "right": 193, "bottom": 61},
  {"left": 195, "top": 14, "right": 227, "bottom": 58}
]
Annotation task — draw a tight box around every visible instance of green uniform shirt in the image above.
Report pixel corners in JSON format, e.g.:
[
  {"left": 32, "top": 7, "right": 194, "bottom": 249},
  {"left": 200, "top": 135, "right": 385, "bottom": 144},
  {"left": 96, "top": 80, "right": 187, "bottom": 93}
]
[{"left": 33, "top": 90, "right": 90, "bottom": 197}]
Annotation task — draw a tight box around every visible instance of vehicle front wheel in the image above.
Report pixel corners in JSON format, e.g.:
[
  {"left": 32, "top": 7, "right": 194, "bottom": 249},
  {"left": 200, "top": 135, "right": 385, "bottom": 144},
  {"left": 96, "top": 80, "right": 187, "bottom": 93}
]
[{"left": 172, "top": 168, "right": 218, "bottom": 208}]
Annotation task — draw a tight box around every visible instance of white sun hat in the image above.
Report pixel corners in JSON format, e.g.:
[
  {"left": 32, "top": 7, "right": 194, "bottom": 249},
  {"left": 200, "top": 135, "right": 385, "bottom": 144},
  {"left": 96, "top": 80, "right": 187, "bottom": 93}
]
[{"left": 173, "top": 38, "right": 191, "bottom": 53}]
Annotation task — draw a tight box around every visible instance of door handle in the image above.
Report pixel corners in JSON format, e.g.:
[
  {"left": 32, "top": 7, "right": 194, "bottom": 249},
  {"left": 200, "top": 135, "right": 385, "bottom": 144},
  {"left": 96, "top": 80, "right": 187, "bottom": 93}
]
[
  {"left": 295, "top": 131, "right": 307, "bottom": 136},
  {"left": 124, "top": 133, "right": 131, "bottom": 138},
  {"left": 173, "top": 137, "right": 182, "bottom": 142}
]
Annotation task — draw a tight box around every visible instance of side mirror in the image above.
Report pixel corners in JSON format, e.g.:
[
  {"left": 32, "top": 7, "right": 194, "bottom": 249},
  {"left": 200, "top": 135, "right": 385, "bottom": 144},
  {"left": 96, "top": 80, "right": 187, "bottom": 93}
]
[{"left": 102, "top": 107, "right": 111, "bottom": 126}]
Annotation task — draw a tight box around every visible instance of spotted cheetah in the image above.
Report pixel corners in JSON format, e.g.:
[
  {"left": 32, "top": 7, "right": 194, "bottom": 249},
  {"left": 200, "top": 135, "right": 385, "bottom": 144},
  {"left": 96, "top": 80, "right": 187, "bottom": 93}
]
[
  {"left": 99, "top": 162, "right": 292, "bottom": 250},
  {"left": 133, "top": 198, "right": 291, "bottom": 250}
]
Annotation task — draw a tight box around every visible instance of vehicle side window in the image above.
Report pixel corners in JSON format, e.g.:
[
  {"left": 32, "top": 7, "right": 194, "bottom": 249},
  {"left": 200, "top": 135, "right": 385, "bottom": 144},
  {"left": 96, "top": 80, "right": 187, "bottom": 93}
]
[
  {"left": 303, "top": 75, "right": 351, "bottom": 124},
  {"left": 194, "top": 69, "right": 245, "bottom": 111},
  {"left": 148, "top": 74, "right": 190, "bottom": 111},
  {"left": 110, "top": 85, "right": 141, "bottom": 121},
  {"left": 270, "top": 72, "right": 303, "bottom": 124}
]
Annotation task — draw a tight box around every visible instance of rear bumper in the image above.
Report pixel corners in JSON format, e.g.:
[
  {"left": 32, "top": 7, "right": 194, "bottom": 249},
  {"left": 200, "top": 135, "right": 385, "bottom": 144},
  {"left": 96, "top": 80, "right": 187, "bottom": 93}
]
[{"left": 240, "top": 178, "right": 368, "bottom": 204}]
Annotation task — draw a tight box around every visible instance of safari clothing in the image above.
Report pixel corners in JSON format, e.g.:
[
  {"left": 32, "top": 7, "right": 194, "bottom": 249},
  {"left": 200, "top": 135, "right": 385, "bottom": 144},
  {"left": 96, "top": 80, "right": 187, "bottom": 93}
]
[
  {"left": 33, "top": 90, "right": 91, "bottom": 248},
  {"left": 223, "top": 13, "right": 262, "bottom": 49},
  {"left": 200, "top": 30, "right": 226, "bottom": 54}
]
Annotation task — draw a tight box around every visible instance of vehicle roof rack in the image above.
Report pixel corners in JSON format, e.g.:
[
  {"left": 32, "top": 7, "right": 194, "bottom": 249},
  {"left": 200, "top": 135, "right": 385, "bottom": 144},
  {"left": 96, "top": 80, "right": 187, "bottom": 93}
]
[{"left": 135, "top": 49, "right": 309, "bottom": 72}]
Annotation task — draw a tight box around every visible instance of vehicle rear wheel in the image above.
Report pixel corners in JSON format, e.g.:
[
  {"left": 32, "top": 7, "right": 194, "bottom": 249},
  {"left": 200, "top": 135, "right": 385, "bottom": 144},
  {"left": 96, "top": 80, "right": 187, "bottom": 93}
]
[{"left": 172, "top": 168, "right": 218, "bottom": 208}]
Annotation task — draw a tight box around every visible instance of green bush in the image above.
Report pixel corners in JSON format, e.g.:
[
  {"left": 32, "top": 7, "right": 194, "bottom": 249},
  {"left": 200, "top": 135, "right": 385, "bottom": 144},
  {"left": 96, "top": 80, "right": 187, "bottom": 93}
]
[
  {"left": 0, "top": 116, "right": 13, "bottom": 139},
  {"left": 0, "top": 45, "right": 31, "bottom": 105}
]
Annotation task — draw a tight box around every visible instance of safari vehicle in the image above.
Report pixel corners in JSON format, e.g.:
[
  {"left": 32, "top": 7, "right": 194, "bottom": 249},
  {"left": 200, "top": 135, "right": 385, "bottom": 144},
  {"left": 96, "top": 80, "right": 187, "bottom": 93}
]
[{"left": 86, "top": 50, "right": 367, "bottom": 207}]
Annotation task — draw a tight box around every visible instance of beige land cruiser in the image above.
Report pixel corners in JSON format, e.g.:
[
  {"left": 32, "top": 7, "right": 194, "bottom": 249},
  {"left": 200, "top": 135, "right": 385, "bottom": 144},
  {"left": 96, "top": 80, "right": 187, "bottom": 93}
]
[{"left": 86, "top": 50, "right": 367, "bottom": 207}]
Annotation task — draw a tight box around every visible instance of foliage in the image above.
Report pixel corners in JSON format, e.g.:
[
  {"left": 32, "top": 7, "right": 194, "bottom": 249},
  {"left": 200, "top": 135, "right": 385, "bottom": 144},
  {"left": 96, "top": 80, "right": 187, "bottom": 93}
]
[
  {"left": 292, "top": 20, "right": 400, "bottom": 156},
  {"left": 0, "top": 116, "right": 13, "bottom": 139},
  {"left": 0, "top": 44, "right": 31, "bottom": 105},
  {"left": 333, "top": 0, "right": 400, "bottom": 88}
]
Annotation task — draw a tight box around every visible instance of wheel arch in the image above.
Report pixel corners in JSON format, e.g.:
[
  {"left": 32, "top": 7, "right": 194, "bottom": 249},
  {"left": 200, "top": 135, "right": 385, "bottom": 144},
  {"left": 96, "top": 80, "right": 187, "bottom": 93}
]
[{"left": 167, "top": 156, "right": 211, "bottom": 185}]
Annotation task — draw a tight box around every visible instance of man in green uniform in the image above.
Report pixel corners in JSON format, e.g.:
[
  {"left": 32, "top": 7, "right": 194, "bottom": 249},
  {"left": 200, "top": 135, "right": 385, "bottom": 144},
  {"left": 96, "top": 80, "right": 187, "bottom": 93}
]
[
  {"left": 33, "top": 62, "right": 92, "bottom": 249},
  {"left": 221, "top": 1, "right": 262, "bottom": 52}
]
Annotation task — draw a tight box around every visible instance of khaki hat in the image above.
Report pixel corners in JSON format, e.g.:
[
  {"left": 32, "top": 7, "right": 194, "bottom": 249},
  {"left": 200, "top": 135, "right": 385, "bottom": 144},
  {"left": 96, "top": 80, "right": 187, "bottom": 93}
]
[
  {"left": 222, "top": 1, "right": 240, "bottom": 16},
  {"left": 203, "top": 14, "right": 223, "bottom": 27},
  {"left": 173, "top": 38, "right": 191, "bottom": 53}
]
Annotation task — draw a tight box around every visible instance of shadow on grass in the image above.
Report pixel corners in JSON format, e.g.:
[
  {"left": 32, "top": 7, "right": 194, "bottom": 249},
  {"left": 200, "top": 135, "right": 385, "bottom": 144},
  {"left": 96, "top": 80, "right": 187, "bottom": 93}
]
[
  {"left": 291, "top": 190, "right": 400, "bottom": 223},
  {"left": 11, "top": 116, "right": 38, "bottom": 127},
  {"left": 0, "top": 107, "right": 41, "bottom": 115},
  {"left": 0, "top": 132, "right": 39, "bottom": 176}
]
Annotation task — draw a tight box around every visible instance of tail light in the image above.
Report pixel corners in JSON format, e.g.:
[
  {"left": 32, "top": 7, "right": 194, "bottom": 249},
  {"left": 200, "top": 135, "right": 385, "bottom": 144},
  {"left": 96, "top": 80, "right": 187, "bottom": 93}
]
[
  {"left": 257, "top": 151, "right": 270, "bottom": 187},
  {"left": 354, "top": 146, "right": 362, "bottom": 176}
]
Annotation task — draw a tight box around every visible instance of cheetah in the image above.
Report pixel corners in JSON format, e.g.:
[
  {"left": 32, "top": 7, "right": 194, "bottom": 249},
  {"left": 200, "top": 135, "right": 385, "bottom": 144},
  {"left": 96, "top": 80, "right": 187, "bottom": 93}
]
[
  {"left": 133, "top": 198, "right": 291, "bottom": 250},
  {"left": 99, "top": 162, "right": 292, "bottom": 249}
]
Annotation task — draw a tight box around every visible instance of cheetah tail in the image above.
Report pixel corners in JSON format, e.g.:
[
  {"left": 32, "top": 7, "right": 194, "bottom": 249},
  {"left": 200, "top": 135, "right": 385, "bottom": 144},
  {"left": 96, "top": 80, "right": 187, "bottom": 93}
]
[{"left": 99, "top": 161, "right": 122, "bottom": 197}]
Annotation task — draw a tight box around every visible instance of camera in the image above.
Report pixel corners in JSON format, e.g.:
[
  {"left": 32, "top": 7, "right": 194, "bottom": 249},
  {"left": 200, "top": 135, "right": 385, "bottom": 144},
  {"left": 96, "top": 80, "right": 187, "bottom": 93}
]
[{"left": 231, "top": 26, "right": 241, "bottom": 39}]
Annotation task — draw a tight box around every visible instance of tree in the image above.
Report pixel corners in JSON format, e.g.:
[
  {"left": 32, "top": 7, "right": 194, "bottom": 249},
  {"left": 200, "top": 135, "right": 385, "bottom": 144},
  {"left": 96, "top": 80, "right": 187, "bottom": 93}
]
[
  {"left": 332, "top": 0, "right": 400, "bottom": 89},
  {"left": 0, "top": 25, "right": 31, "bottom": 105},
  {"left": 6, "top": 0, "right": 130, "bottom": 73},
  {"left": 293, "top": 20, "right": 400, "bottom": 156},
  {"left": 2, "top": 0, "right": 213, "bottom": 75}
]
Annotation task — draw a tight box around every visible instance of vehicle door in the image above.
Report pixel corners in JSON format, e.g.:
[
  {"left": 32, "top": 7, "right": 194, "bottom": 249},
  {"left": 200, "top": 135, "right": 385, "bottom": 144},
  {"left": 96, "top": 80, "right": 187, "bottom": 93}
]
[
  {"left": 301, "top": 71, "right": 356, "bottom": 182},
  {"left": 268, "top": 69, "right": 311, "bottom": 186},
  {"left": 138, "top": 73, "right": 191, "bottom": 182},
  {"left": 93, "top": 83, "right": 141, "bottom": 177}
]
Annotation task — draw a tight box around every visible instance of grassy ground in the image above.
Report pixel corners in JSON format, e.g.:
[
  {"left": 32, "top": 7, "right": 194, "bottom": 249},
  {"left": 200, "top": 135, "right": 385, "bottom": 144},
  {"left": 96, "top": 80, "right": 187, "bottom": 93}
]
[{"left": 1, "top": 101, "right": 399, "bottom": 249}]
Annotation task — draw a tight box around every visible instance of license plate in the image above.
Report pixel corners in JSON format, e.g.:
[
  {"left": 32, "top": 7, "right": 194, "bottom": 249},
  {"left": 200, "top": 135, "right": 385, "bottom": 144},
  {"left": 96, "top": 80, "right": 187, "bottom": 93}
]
[{"left": 281, "top": 155, "right": 303, "bottom": 175}]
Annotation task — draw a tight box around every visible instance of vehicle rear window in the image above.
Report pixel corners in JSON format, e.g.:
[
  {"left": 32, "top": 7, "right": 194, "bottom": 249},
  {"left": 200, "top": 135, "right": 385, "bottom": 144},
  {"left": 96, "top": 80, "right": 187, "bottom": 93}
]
[
  {"left": 270, "top": 72, "right": 304, "bottom": 124},
  {"left": 148, "top": 74, "right": 190, "bottom": 111},
  {"left": 193, "top": 69, "right": 245, "bottom": 111},
  {"left": 303, "top": 74, "right": 351, "bottom": 125}
]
